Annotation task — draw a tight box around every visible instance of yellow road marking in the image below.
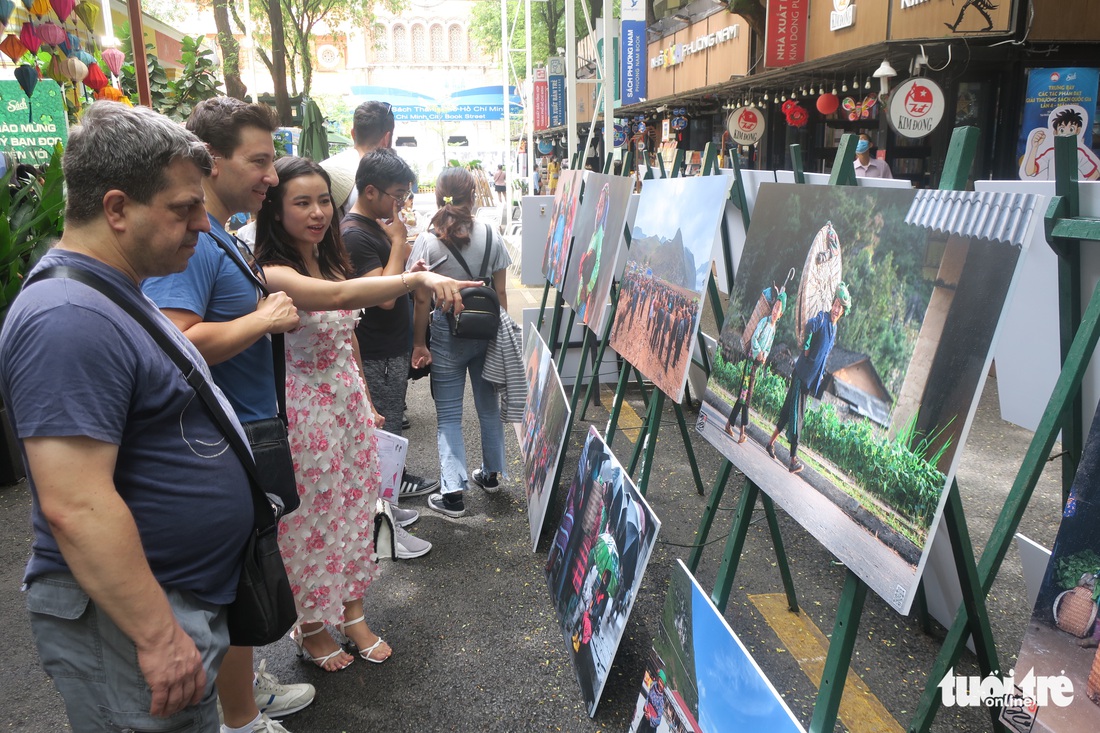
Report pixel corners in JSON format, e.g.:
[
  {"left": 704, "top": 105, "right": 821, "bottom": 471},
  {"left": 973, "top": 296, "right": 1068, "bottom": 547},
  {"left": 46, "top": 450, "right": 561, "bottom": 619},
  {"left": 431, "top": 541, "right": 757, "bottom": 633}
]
[
  {"left": 599, "top": 383, "right": 644, "bottom": 437},
  {"left": 750, "top": 593, "right": 903, "bottom": 733}
]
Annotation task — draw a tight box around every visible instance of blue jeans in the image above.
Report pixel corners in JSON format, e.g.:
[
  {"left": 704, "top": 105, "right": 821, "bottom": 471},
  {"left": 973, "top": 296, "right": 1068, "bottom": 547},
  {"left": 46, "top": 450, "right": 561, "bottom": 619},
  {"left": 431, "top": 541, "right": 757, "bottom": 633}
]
[{"left": 430, "top": 311, "right": 505, "bottom": 494}]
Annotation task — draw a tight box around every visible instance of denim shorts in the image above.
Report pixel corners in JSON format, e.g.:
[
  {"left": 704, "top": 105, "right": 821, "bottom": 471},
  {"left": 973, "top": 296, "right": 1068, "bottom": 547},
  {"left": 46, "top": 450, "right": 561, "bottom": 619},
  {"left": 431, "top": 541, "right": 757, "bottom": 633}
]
[{"left": 26, "top": 573, "right": 227, "bottom": 732}]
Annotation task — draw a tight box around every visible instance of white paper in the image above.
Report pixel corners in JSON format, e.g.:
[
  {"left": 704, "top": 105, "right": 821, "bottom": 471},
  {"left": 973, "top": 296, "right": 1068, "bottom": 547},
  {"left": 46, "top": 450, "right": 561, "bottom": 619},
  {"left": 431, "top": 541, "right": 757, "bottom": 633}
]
[{"left": 374, "top": 429, "right": 409, "bottom": 505}]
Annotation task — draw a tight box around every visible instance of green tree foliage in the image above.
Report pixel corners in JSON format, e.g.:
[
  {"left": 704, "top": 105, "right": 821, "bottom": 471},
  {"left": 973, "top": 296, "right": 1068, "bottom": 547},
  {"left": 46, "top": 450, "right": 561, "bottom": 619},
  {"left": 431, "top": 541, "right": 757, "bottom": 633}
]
[
  {"left": 469, "top": 0, "right": 601, "bottom": 75},
  {"left": 119, "top": 29, "right": 223, "bottom": 121}
]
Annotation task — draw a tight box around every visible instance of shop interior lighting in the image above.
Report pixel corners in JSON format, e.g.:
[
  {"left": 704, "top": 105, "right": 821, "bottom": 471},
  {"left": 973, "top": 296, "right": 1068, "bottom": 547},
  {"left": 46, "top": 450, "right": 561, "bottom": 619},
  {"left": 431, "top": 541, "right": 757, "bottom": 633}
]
[
  {"left": 841, "top": 80, "right": 848, "bottom": 93},
  {"left": 864, "top": 76, "right": 872, "bottom": 90},
  {"left": 873, "top": 59, "right": 898, "bottom": 96},
  {"left": 832, "top": 84, "right": 838, "bottom": 95}
]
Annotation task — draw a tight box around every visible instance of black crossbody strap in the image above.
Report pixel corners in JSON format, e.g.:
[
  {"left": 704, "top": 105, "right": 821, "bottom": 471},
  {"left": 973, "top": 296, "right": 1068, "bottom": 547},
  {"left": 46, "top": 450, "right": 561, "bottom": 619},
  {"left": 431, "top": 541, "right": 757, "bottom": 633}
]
[
  {"left": 207, "top": 232, "right": 288, "bottom": 424},
  {"left": 437, "top": 224, "right": 495, "bottom": 282},
  {"left": 24, "top": 265, "right": 277, "bottom": 529}
]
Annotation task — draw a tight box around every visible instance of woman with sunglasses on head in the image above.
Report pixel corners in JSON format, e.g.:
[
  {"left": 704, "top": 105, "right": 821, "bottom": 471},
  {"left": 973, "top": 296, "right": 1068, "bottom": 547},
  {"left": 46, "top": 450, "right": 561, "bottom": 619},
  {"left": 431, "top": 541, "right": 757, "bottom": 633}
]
[
  {"left": 410, "top": 167, "right": 512, "bottom": 519},
  {"left": 253, "top": 156, "right": 477, "bottom": 671}
]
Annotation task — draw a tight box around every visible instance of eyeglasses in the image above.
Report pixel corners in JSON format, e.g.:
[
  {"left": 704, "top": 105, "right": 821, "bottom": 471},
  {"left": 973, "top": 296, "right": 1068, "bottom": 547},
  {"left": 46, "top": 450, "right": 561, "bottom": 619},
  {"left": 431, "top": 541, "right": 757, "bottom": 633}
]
[
  {"left": 382, "top": 189, "right": 412, "bottom": 206},
  {"left": 380, "top": 101, "right": 393, "bottom": 120},
  {"left": 233, "top": 236, "right": 267, "bottom": 284}
]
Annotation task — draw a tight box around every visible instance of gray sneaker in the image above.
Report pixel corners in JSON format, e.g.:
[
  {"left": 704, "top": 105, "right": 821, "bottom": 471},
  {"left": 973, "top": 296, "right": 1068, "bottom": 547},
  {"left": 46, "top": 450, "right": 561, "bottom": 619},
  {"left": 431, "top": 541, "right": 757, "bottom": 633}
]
[
  {"left": 394, "top": 525, "right": 432, "bottom": 559},
  {"left": 253, "top": 659, "right": 315, "bottom": 719},
  {"left": 391, "top": 505, "right": 419, "bottom": 528},
  {"left": 471, "top": 468, "right": 500, "bottom": 494},
  {"left": 427, "top": 491, "right": 466, "bottom": 518}
]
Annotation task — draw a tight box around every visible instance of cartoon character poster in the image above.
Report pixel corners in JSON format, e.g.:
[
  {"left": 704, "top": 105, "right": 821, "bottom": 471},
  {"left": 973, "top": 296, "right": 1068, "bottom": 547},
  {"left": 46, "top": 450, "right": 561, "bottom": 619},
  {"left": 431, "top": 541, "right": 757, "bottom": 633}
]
[
  {"left": 696, "top": 183, "right": 1041, "bottom": 614},
  {"left": 546, "top": 426, "right": 661, "bottom": 717},
  {"left": 1018, "top": 68, "right": 1100, "bottom": 181},
  {"left": 628, "top": 560, "right": 804, "bottom": 733},
  {"left": 521, "top": 330, "right": 571, "bottom": 551}
]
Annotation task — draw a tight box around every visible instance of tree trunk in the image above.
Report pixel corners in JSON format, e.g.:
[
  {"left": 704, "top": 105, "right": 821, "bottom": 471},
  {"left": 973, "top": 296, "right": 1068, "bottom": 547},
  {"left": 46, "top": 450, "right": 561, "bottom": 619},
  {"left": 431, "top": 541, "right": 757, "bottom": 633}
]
[
  {"left": 212, "top": 0, "right": 247, "bottom": 100},
  {"left": 267, "top": 0, "right": 293, "bottom": 124}
]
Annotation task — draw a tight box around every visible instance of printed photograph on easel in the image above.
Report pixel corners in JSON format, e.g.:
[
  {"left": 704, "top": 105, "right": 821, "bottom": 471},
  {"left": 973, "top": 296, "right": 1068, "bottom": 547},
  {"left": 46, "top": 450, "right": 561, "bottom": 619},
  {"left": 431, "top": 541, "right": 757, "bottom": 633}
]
[
  {"left": 521, "top": 330, "right": 571, "bottom": 551},
  {"left": 628, "top": 560, "right": 805, "bottom": 733},
  {"left": 696, "top": 183, "right": 1040, "bottom": 614},
  {"left": 542, "top": 169, "right": 582, "bottom": 289},
  {"left": 546, "top": 426, "right": 661, "bottom": 717},
  {"left": 566, "top": 173, "right": 635, "bottom": 335},
  {"left": 1007, "top": 407, "right": 1100, "bottom": 733},
  {"left": 609, "top": 175, "right": 733, "bottom": 402}
]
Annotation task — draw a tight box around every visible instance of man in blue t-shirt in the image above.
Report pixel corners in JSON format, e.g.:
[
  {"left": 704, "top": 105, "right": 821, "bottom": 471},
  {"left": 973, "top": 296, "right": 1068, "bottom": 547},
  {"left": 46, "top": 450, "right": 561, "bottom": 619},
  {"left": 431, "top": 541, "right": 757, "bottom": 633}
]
[
  {"left": 0, "top": 102, "right": 253, "bottom": 732},
  {"left": 142, "top": 98, "right": 313, "bottom": 733},
  {"left": 766, "top": 283, "right": 852, "bottom": 475}
]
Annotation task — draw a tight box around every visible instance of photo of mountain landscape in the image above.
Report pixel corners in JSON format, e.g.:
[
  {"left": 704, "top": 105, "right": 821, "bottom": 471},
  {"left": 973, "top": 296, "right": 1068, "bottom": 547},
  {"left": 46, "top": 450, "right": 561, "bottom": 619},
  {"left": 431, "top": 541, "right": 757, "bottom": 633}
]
[{"left": 608, "top": 175, "right": 733, "bottom": 402}]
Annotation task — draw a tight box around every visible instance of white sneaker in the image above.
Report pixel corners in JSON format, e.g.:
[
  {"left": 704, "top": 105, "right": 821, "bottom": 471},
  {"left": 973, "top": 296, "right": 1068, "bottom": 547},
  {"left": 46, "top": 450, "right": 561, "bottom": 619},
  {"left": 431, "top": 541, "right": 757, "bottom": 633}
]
[
  {"left": 220, "top": 713, "right": 291, "bottom": 733},
  {"left": 394, "top": 524, "right": 432, "bottom": 559},
  {"left": 253, "top": 659, "right": 315, "bottom": 718},
  {"left": 391, "top": 505, "right": 419, "bottom": 528}
]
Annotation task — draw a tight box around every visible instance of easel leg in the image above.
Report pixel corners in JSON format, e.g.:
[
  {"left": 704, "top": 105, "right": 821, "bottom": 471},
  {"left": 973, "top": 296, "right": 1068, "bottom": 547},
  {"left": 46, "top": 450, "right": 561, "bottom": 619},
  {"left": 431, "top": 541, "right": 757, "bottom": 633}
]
[
  {"left": 671, "top": 401, "right": 705, "bottom": 496},
  {"left": 605, "top": 358, "right": 631, "bottom": 448},
  {"left": 536, "top": 279, "right": 551, "bottom": 330},
  {"left": 760, "top": 494, "right": 798, "bottom": 613},
  {"left": 688, "top": 459, "right": 733, "bottom": 573},
  {"left": 557, "top": 308, "right": 577, "bottom": 366},
  {"left": 808, "top": 571, "right": 867, "bottom": 733},
  {"left": 633, "top": 367, "right": 651, "bottom": 409},
  {"left": 628, "top": 389, "right": 660, "bottom": 478},
  {"left": 635, "top": 391, "right": 665, "bottom": 496},
  {"left": 567, "top": 329, "right": 595, "bottom": 422},
  {"left": 581, "top": 286, "right": 620, "bottom": 419},
  {"left": 547, "top": 293, "right": 564, "bottom": 369},
  {"left": 711, "top": 480, "right": 760, "bottom": 613}
]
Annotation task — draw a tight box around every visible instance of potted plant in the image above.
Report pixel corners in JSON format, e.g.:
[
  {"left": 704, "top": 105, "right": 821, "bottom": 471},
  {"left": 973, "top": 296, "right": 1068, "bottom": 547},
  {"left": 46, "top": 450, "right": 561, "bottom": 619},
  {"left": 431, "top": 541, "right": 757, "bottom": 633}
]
[{"left": 0, "top": 146, "right": 66, "bottom": 485}]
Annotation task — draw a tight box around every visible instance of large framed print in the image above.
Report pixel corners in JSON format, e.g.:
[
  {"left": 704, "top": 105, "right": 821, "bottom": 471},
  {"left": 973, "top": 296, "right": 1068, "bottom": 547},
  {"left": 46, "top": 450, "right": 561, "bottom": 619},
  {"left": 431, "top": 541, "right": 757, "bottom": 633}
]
[
  {"left": 542, "top": 169, "right": 582, "bottom": 288},
  {"left": 521, "top": 330, "right": 571, "bottom": 550},
  {"left": 546, "top": 426, "right": 661, "bottom": 716},
  {"left": 696, "top": 183, "right": 1041, "bottom": 614},
  {"left": 566, "top": 173, "right": 635, "bottom": 333}
]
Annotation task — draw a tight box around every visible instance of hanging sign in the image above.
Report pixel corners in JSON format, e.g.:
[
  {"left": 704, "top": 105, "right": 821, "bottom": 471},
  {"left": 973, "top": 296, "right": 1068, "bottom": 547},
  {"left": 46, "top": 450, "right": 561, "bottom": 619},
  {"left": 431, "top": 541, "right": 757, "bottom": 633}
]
[
  {"left": 533, "top": 67, "right": 549, "bottom": 131},
  {"left": 886, "top": 77, "right": 945, "bottom": 139},
  {"left": 830, "top": 0, "right": 855, "bottom": 31},
  {"left": 613, "top": 124, "right": 626, "bottom": 148},
  {"left": 537, "top": 138, "right": 554, "bottom": 155},
  {"left": 0, "top": 79, "right": 68, "bottom": 164},
  {"left": 547, "top": 56, "right": 566, "bottom": 127},
  {"left": 620, "top": 0, "right": 646, "bottom": 104},
  {"left": 726, "top": 106, "right": 766, "bottom": 145},
  {"left": 765, "top": 0, "right": 807, "bottom": 68}
]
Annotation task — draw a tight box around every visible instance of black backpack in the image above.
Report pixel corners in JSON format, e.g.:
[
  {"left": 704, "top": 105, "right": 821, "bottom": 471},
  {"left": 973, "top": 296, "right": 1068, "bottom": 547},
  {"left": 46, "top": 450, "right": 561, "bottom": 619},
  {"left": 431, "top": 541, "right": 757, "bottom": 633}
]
[{"left": 439, "top": 223, "right": 501, "bottom": 340}]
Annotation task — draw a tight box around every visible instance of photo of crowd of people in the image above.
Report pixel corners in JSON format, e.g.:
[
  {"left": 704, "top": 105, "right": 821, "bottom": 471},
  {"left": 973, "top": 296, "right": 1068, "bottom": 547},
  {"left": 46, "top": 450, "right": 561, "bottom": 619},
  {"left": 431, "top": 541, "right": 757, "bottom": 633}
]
[
  {"left": 543, "top": 169, "right": 582, "bottom": 290},
  {"left": 546, "top": 426, "right": 661, "bottom": 716},
  {"left": 696, "top": 183, "right": 1039, "bottom": 614},
  {"left": 521, "top": 331, "right": 572, "bottom": 551},
  {"left": 608, "top": 175, "right": 733, "bottom": 402},
  {"left": 628, "top": 561, "right": 804, "bottom": 733}
]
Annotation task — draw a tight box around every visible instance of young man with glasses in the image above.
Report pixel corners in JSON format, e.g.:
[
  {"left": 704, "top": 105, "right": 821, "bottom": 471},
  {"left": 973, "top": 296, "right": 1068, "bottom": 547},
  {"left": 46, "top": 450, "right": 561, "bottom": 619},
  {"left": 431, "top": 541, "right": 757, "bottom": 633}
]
[{"left": 343, "top": 149, "right": 441, "bottom": 532}]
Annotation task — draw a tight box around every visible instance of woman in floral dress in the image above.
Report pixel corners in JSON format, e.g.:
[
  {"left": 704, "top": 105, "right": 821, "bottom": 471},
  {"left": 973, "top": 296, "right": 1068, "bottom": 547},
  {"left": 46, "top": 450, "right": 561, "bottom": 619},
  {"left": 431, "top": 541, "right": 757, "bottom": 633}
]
[{"left": 255, "top": 156, "right": 474, "bottom": 671}]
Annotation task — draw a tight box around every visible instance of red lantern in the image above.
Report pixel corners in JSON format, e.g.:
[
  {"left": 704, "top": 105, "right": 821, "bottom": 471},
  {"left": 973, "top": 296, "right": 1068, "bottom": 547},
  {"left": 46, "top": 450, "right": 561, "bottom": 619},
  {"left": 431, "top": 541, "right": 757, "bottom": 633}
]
[
  {"left": 19, "top": 22, "right": 42, "bottom": 54},
  {"left": 816, "top": 93, "right": 839, "bottom": 115},
  {"left": 785, "top": 104, "right": 809, "bottom": 128},
  {"left": 83, "top": 60, "right": 108, "bottom": 91}
]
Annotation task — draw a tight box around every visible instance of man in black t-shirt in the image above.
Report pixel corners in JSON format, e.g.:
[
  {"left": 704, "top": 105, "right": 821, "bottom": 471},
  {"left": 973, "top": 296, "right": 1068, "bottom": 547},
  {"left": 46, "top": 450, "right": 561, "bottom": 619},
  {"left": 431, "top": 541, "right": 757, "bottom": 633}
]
[{"left": 342, "top": 149, "right": 441, "bottom": 513}]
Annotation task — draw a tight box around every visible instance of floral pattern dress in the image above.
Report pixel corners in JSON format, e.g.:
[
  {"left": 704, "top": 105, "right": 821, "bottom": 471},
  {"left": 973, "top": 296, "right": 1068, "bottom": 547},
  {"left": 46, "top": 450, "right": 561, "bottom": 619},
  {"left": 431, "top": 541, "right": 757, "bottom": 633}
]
[{"left": 278, "top": 309, "right": 381, "bottom": 626}]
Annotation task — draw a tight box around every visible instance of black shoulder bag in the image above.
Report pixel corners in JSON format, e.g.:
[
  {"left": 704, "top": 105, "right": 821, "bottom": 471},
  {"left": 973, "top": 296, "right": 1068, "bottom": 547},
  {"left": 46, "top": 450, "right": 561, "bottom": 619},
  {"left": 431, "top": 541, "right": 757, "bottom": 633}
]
[
  {"left": 439, "top": 223, "right": 501, "bottom": 340},
  {"left": 208, "top": 234, "right": 299, "bottom": 515},
  {"left": 26, "top": 265, "right": 297, "bottom": 647}
]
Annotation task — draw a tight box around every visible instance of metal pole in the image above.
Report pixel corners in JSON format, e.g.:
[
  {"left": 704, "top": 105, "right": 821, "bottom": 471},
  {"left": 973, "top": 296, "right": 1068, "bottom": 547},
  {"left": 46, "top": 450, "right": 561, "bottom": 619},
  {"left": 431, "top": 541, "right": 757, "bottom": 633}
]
[
  {"left": 525, "top": 0, "right": 534, "bottom": 193},
  {"left": 602, "top": 0, "right": 615, "bottom": 166},
  {"left": 501, "top": 0, "right": 510, "bottom": 203},
  {"left": 565, "top": 0, "right": 577, "bottom": 166}
]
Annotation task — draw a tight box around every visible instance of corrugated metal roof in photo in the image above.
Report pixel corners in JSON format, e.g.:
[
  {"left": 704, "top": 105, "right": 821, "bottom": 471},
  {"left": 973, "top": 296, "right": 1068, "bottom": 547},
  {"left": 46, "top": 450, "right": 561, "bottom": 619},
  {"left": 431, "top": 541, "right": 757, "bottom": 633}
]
[{"left": 903, "top": 190, "right": 1039, "bottom": 248}]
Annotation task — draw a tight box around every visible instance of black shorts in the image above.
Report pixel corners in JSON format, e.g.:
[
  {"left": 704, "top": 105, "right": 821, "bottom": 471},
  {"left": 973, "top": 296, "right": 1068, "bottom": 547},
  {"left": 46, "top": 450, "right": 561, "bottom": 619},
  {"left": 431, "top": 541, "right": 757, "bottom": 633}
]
[{"left": 494, "top": 185, "right": 506, "bottom": 193}]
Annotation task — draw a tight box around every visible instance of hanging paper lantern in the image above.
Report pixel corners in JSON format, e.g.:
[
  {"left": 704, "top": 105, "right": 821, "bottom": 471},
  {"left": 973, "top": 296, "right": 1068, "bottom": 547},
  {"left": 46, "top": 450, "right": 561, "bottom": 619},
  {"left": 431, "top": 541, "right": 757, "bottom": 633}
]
[
  {"left": 83, "top": 60, "right": 108, "bottom": 91},
  {"left": 29, "top": 0, "right": 49, "bottom": 15},
  {"left": 74, "top": 1, "right": 97, "bottom": 31},
  {"left": 95, "top": 85, "right": 131, "bottom": 105},
  {"left": 66, "top": 32, "right": 80, "bottom": 51},
  {"left": 43, "top": 53, "right": 66, "bottom": 83},
  {"left": 0, "top": 34, "right": 28, "bottom": 62},
  {"left": 36, "top": 22, "right": 68, "bottom": 46},
  {"left": 20, "top": 22, "right": 43, "bottom": 54},
  {"left": 75, "top": 49, "right": 93, "bottom": 65},
  {"left": 816, "top": 93, "right": 840, "bottom": 116},
  {"left": 20, "top": 0, "right": 33, "bottom": 9},
  {"left": 14, "top": 63, "right": 37, "bottom": 121},
  {"left": 57, "top": 34, "right": 71, "bottom": 55},
  {"left": 101, "top": 46, "right": 124, "bottom": 77},
  {"left": 63, "top": 56, "right": 86, "bottom": 82},
  {"left": 49, "top": 0, "right": 75, "bottom": 22},
  {"left": 0, "top": 0, "right": 15, "bottom": 27}
]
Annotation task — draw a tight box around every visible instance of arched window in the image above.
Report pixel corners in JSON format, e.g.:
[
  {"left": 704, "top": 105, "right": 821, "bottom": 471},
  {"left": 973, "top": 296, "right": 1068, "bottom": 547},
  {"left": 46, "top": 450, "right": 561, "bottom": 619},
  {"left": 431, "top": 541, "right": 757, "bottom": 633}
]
[
  {"left": 430, "top": 24, "right": 445, "bottom": 62},
  {"left": 448, "top": 25, "right": 463, "bottom": 63},
  {"left": 412, "top": 24, "right": 427, "bottom": 62},
  {"left": 393, "top": 25, "right": 408, "bottom": 62}
]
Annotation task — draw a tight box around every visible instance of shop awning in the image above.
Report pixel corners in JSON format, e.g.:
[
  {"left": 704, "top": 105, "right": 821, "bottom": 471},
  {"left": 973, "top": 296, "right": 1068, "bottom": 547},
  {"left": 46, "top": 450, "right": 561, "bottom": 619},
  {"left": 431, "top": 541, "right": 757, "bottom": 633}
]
[{"left": 904, "top": 190, "right": 1038, "bottom": 248}]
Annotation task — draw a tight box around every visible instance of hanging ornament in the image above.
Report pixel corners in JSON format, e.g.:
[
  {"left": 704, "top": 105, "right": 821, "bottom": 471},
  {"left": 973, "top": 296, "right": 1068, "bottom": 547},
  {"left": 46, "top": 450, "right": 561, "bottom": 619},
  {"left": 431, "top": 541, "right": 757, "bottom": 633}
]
[
  {"left": 63, "top": 56, "right": 87, "bottom": 82},
  {"left": 781, "top": 99, "right": 797, "bottom": 115},
  {"left": 74, "top": 49, "right": 93, "bottom": 65},
  {"left": 14, "top": 63, "right": 37, "bottom": 121},
  {"left": 19, "top": 0, "right": 33, "bottom": 9},
  {"left": 29, "top": 0, "right": 49, "bottom": 16},
  {"left": 83, "top": 60, "right": 107, "bottom": 91},
  {"left": 74, "top": 1, "right": 97, "bottom": 31},
  {"left": 786, "top": 105, "right": 809, "bottom": 128},
  {"left": 95, "top": 85, "right": 130, "bottom": 105},
  {"left": 841, "top": 92, "right": 878, "bottom": 121},
  {"left": 0, "top": 33, "right": 28, "bottom": 62},
  {"left": 43, "top": 52, "right": 66, "bottom": 83},
  {"left": 36, "top": 22, "right": 68, "bottom": 46},
  {"left": 20, "top": 22, "right": 42, "bottom": 54},
  {"left": 49, "top": 0, "right": 75, "bottom": 21},
  {"left": 816, "top": 93, "right": 840, "bottom": 115},
  {"left": 0, "top": 0, "right": 14, "bottom": 27},
  {"left": 101, "top": 46, "right": 124, "bottom": 77}
]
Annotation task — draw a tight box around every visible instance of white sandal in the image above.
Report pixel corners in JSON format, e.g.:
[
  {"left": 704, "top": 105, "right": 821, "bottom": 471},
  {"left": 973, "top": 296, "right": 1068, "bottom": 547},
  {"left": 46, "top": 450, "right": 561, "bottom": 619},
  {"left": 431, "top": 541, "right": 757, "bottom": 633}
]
[
  {"left": 340, "top": 615, "right": 391, "bottom": 664},
  {"left": 292, "top": 624, "right": 353, "bottom": 671}
]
